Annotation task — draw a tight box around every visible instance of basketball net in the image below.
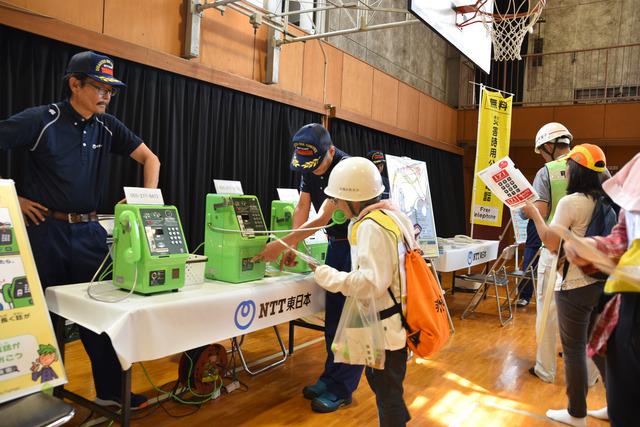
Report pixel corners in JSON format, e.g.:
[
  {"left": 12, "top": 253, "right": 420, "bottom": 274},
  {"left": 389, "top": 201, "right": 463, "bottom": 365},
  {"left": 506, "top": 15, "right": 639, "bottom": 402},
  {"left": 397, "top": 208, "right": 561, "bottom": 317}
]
[{"left": 456, "top": 0, "right": 547, "bottom": 61}]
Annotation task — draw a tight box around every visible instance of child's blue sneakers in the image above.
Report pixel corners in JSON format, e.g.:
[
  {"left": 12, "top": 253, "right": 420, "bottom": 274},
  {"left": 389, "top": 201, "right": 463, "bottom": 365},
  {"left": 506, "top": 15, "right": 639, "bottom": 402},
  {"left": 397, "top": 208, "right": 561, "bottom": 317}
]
[
  {"left": 302, "top": 379, "right": 327, "bottom": 400},
  {"left": 311, "top": 391, "right": 352, "bottom": 413}
]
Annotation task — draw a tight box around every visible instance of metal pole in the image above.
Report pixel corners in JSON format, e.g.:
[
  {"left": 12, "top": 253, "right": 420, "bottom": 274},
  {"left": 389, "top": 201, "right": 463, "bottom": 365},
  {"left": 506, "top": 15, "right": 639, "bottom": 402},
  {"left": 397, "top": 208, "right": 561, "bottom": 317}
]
[
  {"left": 280, "top": 19, "right": 419, "bottom": 44},
  {"left": 468, "top": 84, "right": 485, "bottom": 274},
  {"left": 467, "top": 81, "right": 514, "bottom": 97}
]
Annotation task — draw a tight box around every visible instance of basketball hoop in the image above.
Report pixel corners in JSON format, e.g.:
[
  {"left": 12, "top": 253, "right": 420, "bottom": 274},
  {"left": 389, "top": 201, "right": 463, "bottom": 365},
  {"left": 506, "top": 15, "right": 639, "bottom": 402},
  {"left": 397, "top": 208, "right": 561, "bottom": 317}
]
[{"left": 455, "top": 0, "right": 547, "bottom": 61}]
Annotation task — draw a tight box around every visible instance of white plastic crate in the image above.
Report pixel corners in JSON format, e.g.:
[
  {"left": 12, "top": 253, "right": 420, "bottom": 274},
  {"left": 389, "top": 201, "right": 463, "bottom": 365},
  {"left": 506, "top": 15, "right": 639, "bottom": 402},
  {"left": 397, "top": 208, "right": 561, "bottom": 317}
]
[{"left": 185, "top": 254, "right": 207, "bottom": 285}]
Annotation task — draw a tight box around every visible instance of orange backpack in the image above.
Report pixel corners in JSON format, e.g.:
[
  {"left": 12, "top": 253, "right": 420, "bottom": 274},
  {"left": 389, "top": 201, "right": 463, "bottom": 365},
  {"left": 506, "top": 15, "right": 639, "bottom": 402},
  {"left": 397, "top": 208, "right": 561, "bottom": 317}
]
[
  {"left": 352, "top": 210, "right": 450, "bottom": 358},
  {"left": 401, "top": 247, "right": 451, "bottom": 357}
]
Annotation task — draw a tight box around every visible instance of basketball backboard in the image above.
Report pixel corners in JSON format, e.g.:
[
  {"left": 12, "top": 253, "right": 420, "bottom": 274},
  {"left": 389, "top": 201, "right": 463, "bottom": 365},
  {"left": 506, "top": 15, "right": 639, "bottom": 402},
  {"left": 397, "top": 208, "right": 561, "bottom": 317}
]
[{"left": 408, "top": 0, "right": 494, "bottom": 73}]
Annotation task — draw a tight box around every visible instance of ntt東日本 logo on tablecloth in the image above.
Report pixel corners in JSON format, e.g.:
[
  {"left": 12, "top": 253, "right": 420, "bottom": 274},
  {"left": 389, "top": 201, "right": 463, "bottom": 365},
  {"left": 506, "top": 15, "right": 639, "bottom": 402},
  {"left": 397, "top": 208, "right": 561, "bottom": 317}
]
[
  {"left": 234, "top": 300, "right": 256, "bottom": 330},
  {"left": 467, "top": 250, "right": 487, "bottom": 265},
  {"left": 234, "top": 293, "right": 313, "bottom": 331}
]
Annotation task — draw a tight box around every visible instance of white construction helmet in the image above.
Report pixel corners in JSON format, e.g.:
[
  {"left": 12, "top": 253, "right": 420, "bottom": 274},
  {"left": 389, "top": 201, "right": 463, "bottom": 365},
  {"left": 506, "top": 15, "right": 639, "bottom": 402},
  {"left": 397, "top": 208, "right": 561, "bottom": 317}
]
[
  {"left": 324, "top": 157, "right": 384, "bottom": 202},
  {"left": 534, "top": 122, "right": 573, "bottom": 153}
]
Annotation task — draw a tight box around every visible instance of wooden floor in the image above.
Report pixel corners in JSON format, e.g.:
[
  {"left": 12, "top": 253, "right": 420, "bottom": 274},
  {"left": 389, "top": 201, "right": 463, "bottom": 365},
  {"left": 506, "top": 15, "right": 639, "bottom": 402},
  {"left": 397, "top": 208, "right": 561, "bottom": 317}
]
[{"left": 61, "top": 289, "right": 608, "bottom": 427}]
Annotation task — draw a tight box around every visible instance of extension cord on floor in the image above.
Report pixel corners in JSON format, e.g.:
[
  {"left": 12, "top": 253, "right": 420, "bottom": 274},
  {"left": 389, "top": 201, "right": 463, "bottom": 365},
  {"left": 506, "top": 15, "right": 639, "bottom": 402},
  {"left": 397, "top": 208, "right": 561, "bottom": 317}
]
[{"left": 225, "top": 380, "right": 240, "bottom": 393}]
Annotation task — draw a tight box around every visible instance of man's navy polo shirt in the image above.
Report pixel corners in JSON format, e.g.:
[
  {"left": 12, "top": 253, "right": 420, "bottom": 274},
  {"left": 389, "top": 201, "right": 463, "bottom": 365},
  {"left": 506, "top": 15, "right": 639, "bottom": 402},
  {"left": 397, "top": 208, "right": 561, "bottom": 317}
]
[
  {"left": 0, "top": 100, "right": 142, "bottom": 213},
  {"left": 299, "top": 148, "right": 349, "bottom": 239}
]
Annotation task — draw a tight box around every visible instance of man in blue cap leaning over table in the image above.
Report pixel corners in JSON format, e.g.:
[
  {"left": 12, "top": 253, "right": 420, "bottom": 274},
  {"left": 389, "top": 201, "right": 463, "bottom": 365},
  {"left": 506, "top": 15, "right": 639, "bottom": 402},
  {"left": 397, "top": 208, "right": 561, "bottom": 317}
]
[{"left": 255, "top": 123, "right": 362, "bottom": 413}]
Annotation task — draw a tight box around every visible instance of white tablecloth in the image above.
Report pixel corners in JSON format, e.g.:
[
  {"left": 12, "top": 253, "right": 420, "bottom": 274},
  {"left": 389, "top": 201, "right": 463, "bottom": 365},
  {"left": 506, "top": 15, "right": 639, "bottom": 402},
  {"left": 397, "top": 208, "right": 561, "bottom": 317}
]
[
  {"left": 431, "top": 239, "right": 500, "bottom": 272},
  {"left": 45, "top": 273, "right": 324, "bottom": 369}
]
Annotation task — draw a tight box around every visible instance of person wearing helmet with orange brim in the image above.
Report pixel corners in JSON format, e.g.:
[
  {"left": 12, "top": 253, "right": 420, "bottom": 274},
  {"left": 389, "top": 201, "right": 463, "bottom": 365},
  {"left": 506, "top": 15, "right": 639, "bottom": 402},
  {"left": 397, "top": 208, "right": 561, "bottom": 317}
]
[
  {"left": 563, "top": 152, "right": 640, "bottom": 427},
  {"left": 523, "top": 143, "right": 611, "bottom": 427}
]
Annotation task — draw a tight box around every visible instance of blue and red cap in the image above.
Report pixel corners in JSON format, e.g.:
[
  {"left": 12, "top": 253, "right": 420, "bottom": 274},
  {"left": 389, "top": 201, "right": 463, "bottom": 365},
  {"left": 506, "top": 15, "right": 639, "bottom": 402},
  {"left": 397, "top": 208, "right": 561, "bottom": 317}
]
[
  {"left": 290, "top": 124, "right": 333, "bottom": 172},
  {"left": 366, "top": 150, "right": 385, "bottom": 165},
  {"left": 66, "top": 51, "right": 126, "bottom": 87}
]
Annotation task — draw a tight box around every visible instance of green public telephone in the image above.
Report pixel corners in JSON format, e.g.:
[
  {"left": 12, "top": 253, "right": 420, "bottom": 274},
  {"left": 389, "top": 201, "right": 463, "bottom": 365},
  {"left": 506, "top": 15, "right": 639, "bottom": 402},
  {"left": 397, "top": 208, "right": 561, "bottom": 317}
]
[
  {"left": 112, "top": 204, "right": 189, "bottom": 294},
  {"left": 270, "top": 200, "right": 328, "bottom": 272},
  {"left": 2, "top": 276, "right": 32, "bottom": 309},
  {"left": 0, "top": 223, "right": 18, "bottom": 255},
  {"left": 204, "top": 194, "right": 268, "bottom": 283}
]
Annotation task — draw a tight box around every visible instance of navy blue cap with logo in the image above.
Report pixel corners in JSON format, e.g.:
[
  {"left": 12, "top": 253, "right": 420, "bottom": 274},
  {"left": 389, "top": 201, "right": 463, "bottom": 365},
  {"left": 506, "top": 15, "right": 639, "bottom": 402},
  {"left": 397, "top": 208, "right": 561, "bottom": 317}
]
[
  {"left": 66, "top": 51, "right": 126, "bottom": 87},
  {"left": 367, "top": 150, "right": 385, "bottom": 165},
  {"left": 290, "top": 123, "right": 333, "bottom": 172}
]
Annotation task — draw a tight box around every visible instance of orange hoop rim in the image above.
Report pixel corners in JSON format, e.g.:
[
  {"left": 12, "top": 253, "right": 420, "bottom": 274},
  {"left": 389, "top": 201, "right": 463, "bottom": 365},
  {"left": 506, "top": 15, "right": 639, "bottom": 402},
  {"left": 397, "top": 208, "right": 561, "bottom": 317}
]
[{"left": 455, "top": 0, "right": 547, "bottom": 27}]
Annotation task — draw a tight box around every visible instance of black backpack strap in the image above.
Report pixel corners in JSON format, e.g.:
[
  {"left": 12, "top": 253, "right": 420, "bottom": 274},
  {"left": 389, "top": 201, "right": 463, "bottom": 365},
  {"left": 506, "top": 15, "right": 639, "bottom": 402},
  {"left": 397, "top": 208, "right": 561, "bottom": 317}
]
[
  {"left": 379, "top": 301, "right": 402, "bottom": 320},
  {"left": 384, "top": 288, "right": 411, "bottom": 331}
]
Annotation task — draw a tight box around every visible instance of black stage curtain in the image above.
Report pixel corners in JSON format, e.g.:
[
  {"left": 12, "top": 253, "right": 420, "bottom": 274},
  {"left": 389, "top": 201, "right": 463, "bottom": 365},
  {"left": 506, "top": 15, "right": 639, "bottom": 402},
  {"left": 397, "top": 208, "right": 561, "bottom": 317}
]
[
  {"left": 0, "top": 24, "right": 464, "bottom": 247},
  {"left": 330, "top": 119, "right": 466, "bottom": 237},
  {"left": 0, "top": 25, "right": 320, "bottom": 250}
]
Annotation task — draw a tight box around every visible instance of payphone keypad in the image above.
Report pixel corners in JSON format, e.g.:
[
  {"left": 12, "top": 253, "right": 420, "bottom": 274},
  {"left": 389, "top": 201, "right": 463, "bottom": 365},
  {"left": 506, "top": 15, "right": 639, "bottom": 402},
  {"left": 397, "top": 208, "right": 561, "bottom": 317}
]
[
  {"left": 0, "top": 229, "right": 11, "bottom": 245},
  {"left": 140, "top": 208, "right": 187, "bottom": 256}
]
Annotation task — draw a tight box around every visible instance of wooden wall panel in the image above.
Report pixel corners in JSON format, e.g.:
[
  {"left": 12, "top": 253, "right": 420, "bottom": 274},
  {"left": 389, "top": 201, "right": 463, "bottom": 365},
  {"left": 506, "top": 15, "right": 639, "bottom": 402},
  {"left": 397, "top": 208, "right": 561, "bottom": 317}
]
[
  {"left": 436, "top": 103, "right": 457, "bottom": 145},
  {"left": 397, "top": 82, "right": 419, "bottom": 134},
  {"left": 103, "top": 0, "right": 183, "bottom": 57},
  {"left": 199, "top": 9, "right": 260, "bottom": 80},
  {"left": 301, "top": 40, "right": 325, "bottom": 103},
  {"left": 511, "top": 106, "right": 554, "bottom": 142},
  {"left": 554, "top": 105, "right": 606, "bottom": 141},
  {"left": 371, "top": 70, "right": 398, "bottom": 127},
  {"left": 462, "top": 109, "right": 478, "bottom": 142},
  {"left": 251, "top": 27, "right": 269, "bottom": 83},
  {"left": 604, "top": 103, "right": 640, "bottom": 140},
  {"left": 340, "top": 54, "right": 373, "bottom": 117},
  {"left": 323, "top": 44, "right": 343, "bottom": 108},
  {"left": 6, "top": 0, "right": 104, "bottom": 33},
  {"left": 509, "top": 146, "right": 544, "bottom": 181},
  {"left": 460, "top": 103, "right": 640, "bottom": 145},
  {"left": 418, "top": 94, "right": 437, "bottom": 140},
  {"left": 277, "top": 41, "right": 304, "bottom": 95},
  {"left": 602, "top": 145, "right": 640, "bottom": 172},
  {"left": 457, "top": 109, "right": 465, "bottom": 142}
]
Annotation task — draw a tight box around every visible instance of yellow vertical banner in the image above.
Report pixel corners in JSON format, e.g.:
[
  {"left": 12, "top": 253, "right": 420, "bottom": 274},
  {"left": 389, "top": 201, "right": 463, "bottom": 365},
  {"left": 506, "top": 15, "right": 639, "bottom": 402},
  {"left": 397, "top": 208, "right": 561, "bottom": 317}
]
[
  {"left": 0, "top": 179, "right": 67, "bottom": 403},
  {"left": 470, "top": 88, "right": 513, "bottom": 227}
]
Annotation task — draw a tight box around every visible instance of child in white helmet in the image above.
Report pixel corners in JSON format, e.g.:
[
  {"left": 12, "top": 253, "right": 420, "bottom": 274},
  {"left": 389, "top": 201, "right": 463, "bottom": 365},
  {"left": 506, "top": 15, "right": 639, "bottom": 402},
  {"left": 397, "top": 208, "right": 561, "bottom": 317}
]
[{"left": 310, "top": 156, "right": 418, "bottom": 427}]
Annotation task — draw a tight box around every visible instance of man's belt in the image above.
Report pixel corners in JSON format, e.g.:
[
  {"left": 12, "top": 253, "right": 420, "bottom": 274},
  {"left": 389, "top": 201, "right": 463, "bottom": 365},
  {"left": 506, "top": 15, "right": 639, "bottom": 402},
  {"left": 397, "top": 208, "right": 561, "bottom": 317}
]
[{"left": 48, "top": 210, "right": 98, "bottom": 223}]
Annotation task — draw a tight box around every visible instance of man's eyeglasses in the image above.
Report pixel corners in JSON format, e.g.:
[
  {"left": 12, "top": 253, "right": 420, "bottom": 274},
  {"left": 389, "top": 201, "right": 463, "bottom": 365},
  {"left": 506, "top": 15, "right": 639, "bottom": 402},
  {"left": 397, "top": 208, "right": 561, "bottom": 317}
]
[{"left": 86, "top": 82, "right": 118, "bottom": 97}]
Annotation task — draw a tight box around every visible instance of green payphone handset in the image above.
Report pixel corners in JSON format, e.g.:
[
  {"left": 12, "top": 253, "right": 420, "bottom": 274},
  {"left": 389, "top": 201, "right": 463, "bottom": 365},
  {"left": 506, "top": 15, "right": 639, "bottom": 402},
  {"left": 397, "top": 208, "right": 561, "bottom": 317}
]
[
  {"left": 270, "top": 200, "right": 328, "bottom": 272},
  {"left": 2, "top": 276, "right": 32, "bottom": 309},
  {"left": 204, "top": 194, "right": 268, "bottom": 283},
  {"left": 112, "top": 204, "right": 189, "bottom": 294},
  {"left": 0, "top": 223, "right": 18, "bottom": 255}
]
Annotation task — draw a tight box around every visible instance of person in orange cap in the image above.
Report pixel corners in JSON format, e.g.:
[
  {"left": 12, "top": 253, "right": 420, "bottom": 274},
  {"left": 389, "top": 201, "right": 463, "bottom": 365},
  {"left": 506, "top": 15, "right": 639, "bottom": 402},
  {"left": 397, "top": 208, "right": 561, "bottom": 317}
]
[{"left": 523, "top": 143, "right": 614, "bottom": 427}]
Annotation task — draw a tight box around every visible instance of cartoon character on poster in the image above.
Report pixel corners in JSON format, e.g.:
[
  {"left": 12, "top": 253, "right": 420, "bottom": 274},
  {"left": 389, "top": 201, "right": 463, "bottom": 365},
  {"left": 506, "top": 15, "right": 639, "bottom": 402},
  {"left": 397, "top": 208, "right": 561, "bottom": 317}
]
[
  {"left": 30, "top": 344, "right": 59, "bottom": 383},
  {"left": 386, "top": 155, "right": 439, "bottom": 258}
]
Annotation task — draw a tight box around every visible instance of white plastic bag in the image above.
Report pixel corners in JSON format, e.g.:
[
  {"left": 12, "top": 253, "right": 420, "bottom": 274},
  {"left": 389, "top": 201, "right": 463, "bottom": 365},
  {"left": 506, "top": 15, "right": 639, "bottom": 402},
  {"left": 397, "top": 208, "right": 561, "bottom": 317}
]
[{"left": 331, "top": 295, "right": 386, "bottom": 369}]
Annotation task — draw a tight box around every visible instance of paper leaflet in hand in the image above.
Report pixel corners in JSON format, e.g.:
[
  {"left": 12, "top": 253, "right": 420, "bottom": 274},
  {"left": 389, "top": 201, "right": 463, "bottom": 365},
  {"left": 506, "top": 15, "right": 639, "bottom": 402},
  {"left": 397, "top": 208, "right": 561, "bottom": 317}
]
[
  {"left": 477, "top": 157, "right": 538, "bottom": 208},
  {"left": 549, "top": 225, "right": 616, "bottom": 274},
  {"left": 550, "top": 225, "right": 640, "bottom": 289}
]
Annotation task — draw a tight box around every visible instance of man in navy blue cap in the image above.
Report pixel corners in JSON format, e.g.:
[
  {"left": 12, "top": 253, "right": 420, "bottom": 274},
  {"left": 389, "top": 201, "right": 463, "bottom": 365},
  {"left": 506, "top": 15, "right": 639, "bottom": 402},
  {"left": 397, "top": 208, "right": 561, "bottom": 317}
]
[
  {"left": 0, "top": 51, "right": 160, "bottom": 409},
  {"left": 255, "top": 123, "right": 362, "bottom": 413},
  {"left": 366, "top": 150, "right": 390, "bottom": 199}
]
